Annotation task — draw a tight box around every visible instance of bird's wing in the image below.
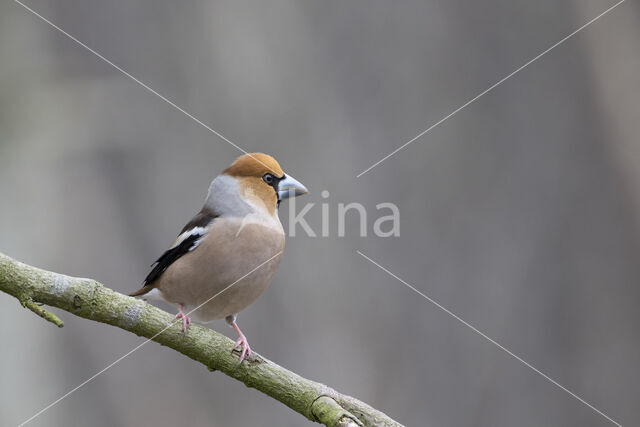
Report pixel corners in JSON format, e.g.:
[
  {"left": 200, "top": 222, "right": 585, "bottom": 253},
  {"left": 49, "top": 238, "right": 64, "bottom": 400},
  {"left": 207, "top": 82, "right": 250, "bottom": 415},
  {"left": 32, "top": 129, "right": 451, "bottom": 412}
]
[{"left": 134, "top": 207, "right": 218, "bottom": 294}]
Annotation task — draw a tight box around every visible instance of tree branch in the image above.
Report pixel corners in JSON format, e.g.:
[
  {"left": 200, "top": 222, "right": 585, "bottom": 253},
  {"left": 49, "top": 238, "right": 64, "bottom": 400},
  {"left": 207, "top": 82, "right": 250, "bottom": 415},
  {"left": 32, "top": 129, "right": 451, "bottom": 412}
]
[{"left": 0, "top": 252, "right": 402, "bottom": 427}]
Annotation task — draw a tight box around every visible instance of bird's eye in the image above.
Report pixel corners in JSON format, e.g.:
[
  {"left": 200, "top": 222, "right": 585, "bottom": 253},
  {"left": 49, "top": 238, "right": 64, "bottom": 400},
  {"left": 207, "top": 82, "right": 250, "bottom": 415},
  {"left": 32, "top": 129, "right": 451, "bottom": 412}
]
[{"left": 263, "top": 173, "right": 274, "bottom": 185}]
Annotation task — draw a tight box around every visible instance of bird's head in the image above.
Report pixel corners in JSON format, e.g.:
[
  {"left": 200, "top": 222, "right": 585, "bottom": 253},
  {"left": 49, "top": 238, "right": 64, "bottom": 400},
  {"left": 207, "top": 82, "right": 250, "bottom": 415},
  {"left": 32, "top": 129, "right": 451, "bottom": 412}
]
[{"left": 222, "top": 153, "right": 308, "bottom": 216}]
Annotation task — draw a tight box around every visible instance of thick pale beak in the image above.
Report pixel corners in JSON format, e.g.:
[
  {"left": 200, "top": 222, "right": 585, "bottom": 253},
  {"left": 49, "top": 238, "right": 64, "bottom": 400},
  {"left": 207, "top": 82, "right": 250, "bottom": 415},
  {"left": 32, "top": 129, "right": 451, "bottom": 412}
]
[{"left": 278, "top": 174, "right": 308, "bottom": 200}]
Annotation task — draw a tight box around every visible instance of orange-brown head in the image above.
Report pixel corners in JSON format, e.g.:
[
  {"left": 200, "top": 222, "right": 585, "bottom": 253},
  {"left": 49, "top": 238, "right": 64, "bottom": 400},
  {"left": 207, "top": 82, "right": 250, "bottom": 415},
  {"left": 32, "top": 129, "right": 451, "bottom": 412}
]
[
  {"left": 222, "top": 152, "right": 284, "bottom": 178},
  {"left": 221, "top": 153, "right": 307, "bottom": 216}
]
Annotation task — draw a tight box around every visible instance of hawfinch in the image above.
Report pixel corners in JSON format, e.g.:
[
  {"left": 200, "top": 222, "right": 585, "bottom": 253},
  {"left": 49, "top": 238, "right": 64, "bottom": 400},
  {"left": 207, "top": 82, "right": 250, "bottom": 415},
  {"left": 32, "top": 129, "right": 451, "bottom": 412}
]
[{"left": 130, "top": 153, "right": 308, "bottom": 362}]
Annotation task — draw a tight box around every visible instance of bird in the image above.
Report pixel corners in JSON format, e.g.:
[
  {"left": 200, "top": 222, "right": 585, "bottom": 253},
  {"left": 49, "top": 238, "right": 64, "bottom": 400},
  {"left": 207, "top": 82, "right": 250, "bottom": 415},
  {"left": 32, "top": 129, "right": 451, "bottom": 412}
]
[{"left": 130, "top": 153, "right": 308, "bottom": 363}]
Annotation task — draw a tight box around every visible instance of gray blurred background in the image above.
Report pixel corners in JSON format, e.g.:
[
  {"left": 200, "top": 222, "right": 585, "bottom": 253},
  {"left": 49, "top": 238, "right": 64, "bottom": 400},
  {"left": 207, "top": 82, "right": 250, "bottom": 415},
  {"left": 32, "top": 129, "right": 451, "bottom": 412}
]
[{"left": 1, "top": 1, "right": 639, "bottom": 426}]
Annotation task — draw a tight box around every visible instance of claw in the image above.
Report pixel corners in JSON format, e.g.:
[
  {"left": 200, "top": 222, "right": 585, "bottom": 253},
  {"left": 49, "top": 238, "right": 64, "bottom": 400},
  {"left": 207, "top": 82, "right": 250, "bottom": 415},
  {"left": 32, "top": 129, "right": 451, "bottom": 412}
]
[
  {"left": 175, "top": 305, "right": 191, "bottom": 333},
  {"left": 230, "top": 321, "right": 251, "bottom": 364},
  {"left": 234, "top": 335, "right": 251, "bottom": 364}
]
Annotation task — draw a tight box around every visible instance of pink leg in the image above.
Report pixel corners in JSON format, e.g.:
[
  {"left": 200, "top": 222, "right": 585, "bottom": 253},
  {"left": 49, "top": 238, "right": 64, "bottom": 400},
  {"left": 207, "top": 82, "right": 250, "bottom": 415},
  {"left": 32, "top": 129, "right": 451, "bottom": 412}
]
[
  {"left": 230, "top": 321, "right": 251, "bottom": 364},
  {"left": 174, "top": 304, "right": 191, "bottom": 333}
]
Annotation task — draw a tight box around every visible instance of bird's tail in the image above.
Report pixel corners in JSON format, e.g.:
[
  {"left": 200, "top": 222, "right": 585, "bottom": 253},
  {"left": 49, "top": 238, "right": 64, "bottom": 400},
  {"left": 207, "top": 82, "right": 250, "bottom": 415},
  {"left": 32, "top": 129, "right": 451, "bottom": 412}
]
[{"left": 129, "top": 285, "right": 155, "bottom": 298}]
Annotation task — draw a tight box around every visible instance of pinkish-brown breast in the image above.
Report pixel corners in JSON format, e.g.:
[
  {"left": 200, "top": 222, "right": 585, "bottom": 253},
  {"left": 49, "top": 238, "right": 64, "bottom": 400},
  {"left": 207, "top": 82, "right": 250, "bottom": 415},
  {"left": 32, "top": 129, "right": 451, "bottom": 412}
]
[{"left": 155, "top": 216, "right": 285, "bottom": 322}]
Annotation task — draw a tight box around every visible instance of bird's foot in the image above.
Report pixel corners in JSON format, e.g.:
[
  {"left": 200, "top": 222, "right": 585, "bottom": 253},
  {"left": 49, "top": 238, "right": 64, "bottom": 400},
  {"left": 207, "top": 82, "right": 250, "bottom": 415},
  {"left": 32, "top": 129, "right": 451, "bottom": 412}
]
[
  {"left": 233, "top": 334, "right": 252, "bottom": 364},
  {"left": 227, "top": 316, "right": 252, "bottom": 364},
  {"left": 175, "top": 305, "right": 191, "bottom": 333}
]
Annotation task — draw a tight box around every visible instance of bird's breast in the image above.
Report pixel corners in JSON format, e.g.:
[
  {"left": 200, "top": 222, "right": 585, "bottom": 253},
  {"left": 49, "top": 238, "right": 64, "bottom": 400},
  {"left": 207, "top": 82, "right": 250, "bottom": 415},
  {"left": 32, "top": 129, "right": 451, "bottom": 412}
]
[{"left": 155, "top": 215, "right": 285, "bottom": 321}]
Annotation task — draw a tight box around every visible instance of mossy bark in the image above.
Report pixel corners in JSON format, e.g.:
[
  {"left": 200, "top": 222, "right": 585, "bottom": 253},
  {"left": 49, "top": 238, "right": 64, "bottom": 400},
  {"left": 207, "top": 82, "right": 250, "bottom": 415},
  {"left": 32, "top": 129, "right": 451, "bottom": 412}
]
[{"left": 0, "top": 252, "right": 402, "bottom": 427}]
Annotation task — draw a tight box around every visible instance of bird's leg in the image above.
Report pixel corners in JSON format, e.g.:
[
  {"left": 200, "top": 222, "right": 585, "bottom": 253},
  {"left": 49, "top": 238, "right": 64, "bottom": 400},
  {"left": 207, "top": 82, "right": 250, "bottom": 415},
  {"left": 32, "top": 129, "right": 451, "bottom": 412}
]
[
  {"left": 232, "top": 322, "right": 251, "bottom": 363},
  {"left": 174, "top": 304, "right": 191, "bottom": 333},
  {"left": 226, "top": 315, "right": 251, "bottom": 363}
]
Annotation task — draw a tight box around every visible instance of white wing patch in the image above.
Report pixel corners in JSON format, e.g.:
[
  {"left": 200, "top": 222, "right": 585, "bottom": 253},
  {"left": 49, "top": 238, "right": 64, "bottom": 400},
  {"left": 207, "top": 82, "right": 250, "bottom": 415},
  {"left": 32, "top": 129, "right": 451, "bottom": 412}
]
[
  {"left": 170, "top": 226, "right": 207, "bottom": 249},
  {"left": 190, "top": 235, "right": 206, "bottom": 251}
]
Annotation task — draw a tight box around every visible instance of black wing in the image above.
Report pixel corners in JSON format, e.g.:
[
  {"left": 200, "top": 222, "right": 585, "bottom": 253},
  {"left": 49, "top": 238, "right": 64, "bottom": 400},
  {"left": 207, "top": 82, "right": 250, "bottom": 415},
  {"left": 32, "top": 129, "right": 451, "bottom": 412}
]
[
  {"left": 143, "top": 232, "right": 203, "bottom": 286},
  {"left": 142, "top": 207, "right": 218, "bottom": 287}
]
